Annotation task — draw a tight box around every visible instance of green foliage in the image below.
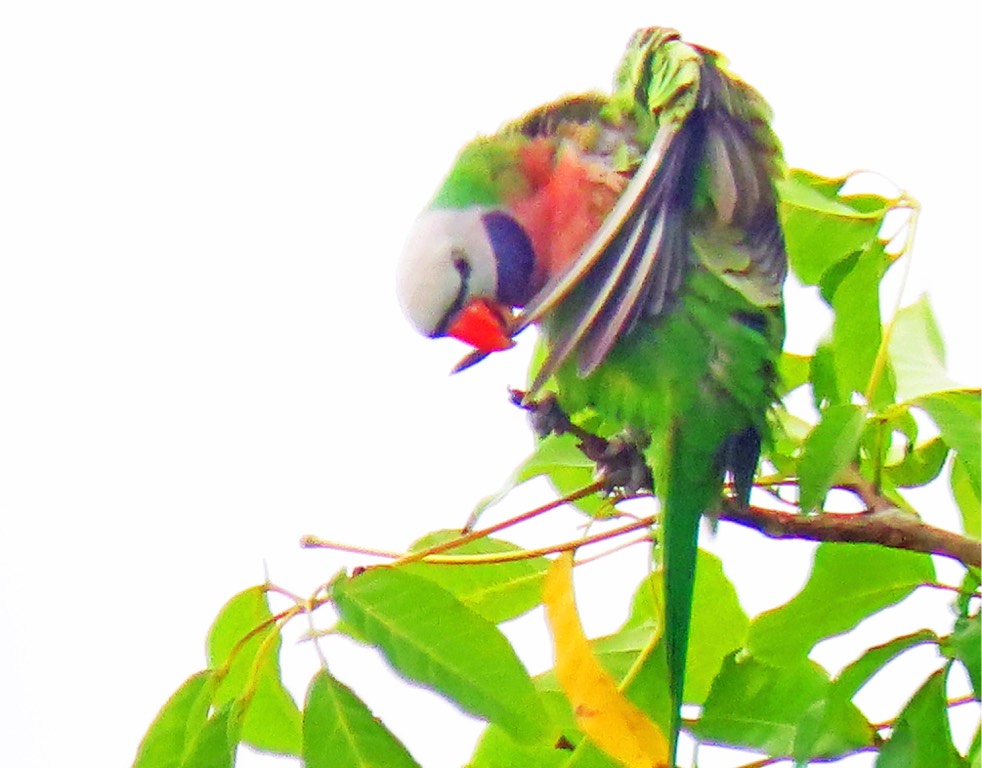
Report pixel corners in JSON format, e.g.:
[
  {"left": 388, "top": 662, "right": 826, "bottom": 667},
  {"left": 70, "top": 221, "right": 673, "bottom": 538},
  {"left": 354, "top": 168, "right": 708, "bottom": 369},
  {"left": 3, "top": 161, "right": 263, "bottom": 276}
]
[
  {"left": 832, "top": 630, "right": 940, "bottom": 701},
  {"left": 889, "top": 294, "right": 962, "bottom": 401},
  {"left": 401, "top": 530, "right": 550, "bottom": 622},
  {"left": 953, "top": 460, "right": 982, "bottom": 539},
  {"left": 178, "top": 702, "right": 244, "bottom": 768},
  {"left": 133, "top": 672, "right": 214, "bottom": 768},
  {"left": 748, "top": 544, "right": 934, "bottom": 664},
  {"left": 693, "top": 653, "right": 874, "bottom": 758},
  {"left": 475, "top": 430, "right": 614, "bottom": 518},
  {"left": 942, "top": 612, "right": 981, "bottom": 701},
  {"left": 131, "top": 170, "right": 979, "bottom": 766},
  {"left": 332, "top": 567, "right": 551, "bottom": 744},
  {"left": 614, "top": 549, "right": 750, "bottom": 704},
  {"left": 876, "top": 669, "right": 966, "bottom": 767},
  {"left": 797, "top": 404, "right": 867, "bottom": 512},
  {"left": 302, "top": 670, "right": 420, "bottom": 768},
  {"left": 206, "top": 586, "right": 302, "bottom": 755},
  {"left": 777, "top": 170, "right": 890, "bottom": 286}
]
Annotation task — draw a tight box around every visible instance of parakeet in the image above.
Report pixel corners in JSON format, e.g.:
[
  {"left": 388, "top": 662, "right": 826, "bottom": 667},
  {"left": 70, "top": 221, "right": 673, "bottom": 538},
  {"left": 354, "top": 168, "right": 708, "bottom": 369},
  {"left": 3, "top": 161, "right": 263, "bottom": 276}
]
[{"left": 397, "top": 27, "right": 787, "bottom": 761}]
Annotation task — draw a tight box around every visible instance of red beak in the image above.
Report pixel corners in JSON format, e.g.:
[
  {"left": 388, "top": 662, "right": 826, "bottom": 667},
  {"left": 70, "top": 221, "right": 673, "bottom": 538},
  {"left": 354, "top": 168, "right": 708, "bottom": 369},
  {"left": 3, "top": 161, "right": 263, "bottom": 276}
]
[{"left": 446, "top": 298, "right": 516, "bottom": 353}]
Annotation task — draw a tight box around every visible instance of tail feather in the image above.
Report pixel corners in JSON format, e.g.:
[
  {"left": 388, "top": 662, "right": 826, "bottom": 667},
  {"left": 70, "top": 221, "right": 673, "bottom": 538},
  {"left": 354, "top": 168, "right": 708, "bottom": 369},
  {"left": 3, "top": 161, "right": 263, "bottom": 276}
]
[
  {"left": 721, "top": 426, "right": 761, "bottom": 506},
  {"left": 663, "top": 428, "right": 720, "bottom": 763}
]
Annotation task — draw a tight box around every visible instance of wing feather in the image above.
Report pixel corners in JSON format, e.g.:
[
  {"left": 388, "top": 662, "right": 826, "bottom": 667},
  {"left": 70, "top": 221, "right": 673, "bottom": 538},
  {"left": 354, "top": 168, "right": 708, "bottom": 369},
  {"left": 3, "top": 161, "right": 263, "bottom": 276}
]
[
  {"left": 510, "top": 122, "right": 680, "bottom": 337},
  {"left": 576, "top": 210, "right": 667, "bottom": 374},
  {"left": 526, "top": 207, "right": 660, "bottom": 393},
  {"left": 704, "top": 112, "right": 786, "bottom": 289},
  {"left": 453, "top": 59, "right": 786, "bottom": 388},
  {"left": 521, "top": 119, "right": 696, "bottom": 396}
]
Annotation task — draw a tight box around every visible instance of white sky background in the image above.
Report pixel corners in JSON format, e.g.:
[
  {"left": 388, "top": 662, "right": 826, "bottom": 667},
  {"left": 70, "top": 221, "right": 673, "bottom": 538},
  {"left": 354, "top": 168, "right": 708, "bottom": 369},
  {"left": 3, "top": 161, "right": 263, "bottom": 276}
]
[{"left": 1, "top": 2, "right": 979, "bottom": 767}]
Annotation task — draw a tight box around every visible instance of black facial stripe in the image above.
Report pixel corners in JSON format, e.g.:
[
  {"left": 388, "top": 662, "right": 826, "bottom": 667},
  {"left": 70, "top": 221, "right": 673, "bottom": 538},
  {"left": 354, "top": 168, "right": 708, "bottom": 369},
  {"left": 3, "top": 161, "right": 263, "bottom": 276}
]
[{"left": 433, "top": 248, "right": 470, "bottom": 337}]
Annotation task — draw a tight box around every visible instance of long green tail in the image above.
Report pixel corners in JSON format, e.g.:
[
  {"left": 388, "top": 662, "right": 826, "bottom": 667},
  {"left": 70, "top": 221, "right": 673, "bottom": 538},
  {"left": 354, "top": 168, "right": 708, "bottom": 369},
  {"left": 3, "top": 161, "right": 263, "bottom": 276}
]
[{"left": 662, "top": 425, "right": 721, "bottom": 763}]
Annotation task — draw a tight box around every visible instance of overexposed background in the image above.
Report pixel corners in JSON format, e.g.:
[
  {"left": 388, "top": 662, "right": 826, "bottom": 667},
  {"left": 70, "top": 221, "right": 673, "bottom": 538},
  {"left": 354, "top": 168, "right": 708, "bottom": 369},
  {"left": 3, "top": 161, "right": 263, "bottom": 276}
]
[{"left": 1, "top": 2, "right": 979, "bottom": 766}]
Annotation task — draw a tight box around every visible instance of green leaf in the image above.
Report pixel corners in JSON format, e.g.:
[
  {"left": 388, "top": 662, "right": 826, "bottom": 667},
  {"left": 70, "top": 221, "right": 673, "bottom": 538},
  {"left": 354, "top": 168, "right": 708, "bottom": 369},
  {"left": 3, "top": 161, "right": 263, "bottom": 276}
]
[
  {"left": 332, "top": 568, "right": 551, "bottom": 744},
  {"left": 527, "top": 434, "right": 611, "bottom": 517},
  {"left": 832, "top": 631, "right": 939, "bottom": 701},
  {"left": 793, "top": 691, "right": 877, "bottom": 761},
  {"left": 942, "top": 612, "right": 981, "bottom": 701},
  {"left": 797, "top": 403, "right": 866, "bottom": 511},
  {"left": 952, "top": 458, "right": 982, "bottom": 539},
  {"left": 968, "top": 726, "right": 981, "bottom": 768},
  {"left": 132, "top": 671, "right": 212, "bottom": 768},
  {"left": 616, "top": 549, "right": 749, "bottom": 704},
  {"left": 810, "top": 340, "right": 842, "bottom": 408},
  {"left": 884, "top": 437, "right": 949, "bottom": 489},
  {"left": 875, "top": 669, "right": 965, "bottom": 767},
  {"left": 956, "top": 570, "right": 982, "bottom": 619},
  {"left": 888, "top": 295, "right": 962, "bottom": 401},
  {"left": 748, "top": 543, "right": 935, "bottom": 665},
  {"left": 206, "top": 586, "right": 302, "bottom": 755},
  {"left": 778, "top": 170, "right": 889, "bottom": 285},
  {"left": 915, "top": 390, "right": 981, "bottom": 495},
  {"left": 561, "top": 742, "right": 623, "bottom": 768},
  {"left": 465, "top": 724, "right": 570, "bottom": 768},
  {"left": 883, "top": 406, "right": 920, "bottom": 445},
  {"left": 693, "top": 653, "right": 872, "bottom": 758},
  {"left": 770, "top": 408, "right": 814, "bottom": 477},
  {"left": 475, "top": 433, "right": 609, "bottom": 520},
  {"left": 401, "top": 531, "right": 548, "bottom": 624},
  {"left": 825, "top": 242, "right": 891, "bottom": 400},
  {"left": 777, "top": 352, "right": 812, "bottom": 397},
  {"left": 302, "top": 669, "right": 420, "bottom": 768},
  {"left": 618, "top": 637, "right": 673, "bottom": 740},
  {"left": 525, "top": 688, "right": 585, "bottom": 750},
  {"left": 179, "top": 701, "right": 243, "bottom": 768},
  {"left": 514, "top": 432, "right": 595, "bottom": 484}
]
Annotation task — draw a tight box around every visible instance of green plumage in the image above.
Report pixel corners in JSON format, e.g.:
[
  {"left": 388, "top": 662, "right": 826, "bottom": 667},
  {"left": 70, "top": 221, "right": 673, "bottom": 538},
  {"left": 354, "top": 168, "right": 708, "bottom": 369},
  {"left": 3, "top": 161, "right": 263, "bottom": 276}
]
[
  {"left": 547, "top": 261, "right": 784, "bottom": 761},
  {"left": 527, "top": 30, "right": 787, "bottom": 762},
  {"left": 400, "top": 26, "right": 787, "bottom": 766},
  {"left": 430, "top": 135, "right": 533, "bottom": 209}
]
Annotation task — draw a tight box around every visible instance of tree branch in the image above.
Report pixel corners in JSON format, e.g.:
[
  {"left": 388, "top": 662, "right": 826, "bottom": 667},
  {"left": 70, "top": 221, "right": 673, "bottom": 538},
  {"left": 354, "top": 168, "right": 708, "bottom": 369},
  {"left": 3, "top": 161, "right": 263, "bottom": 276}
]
[
  {"left": 511, "top": 390, "right": 982, "bottom": 570},
  {"left": 719, "top": 501, "right": 981, "bottom": 568}
]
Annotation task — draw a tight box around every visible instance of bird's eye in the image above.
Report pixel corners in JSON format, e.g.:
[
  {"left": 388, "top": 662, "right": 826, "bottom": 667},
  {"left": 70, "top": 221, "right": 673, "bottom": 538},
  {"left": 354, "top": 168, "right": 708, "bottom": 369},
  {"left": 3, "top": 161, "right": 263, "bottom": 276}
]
[{"left": 451, "top": 249, "right": 471, "bottom": 280}]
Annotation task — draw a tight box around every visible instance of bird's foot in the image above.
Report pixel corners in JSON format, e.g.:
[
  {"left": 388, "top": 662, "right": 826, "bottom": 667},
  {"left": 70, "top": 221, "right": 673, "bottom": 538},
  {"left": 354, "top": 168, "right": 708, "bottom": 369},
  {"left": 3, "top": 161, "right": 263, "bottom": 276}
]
[
  {"left": 510, "top": 390, "right": 570, "bottom": 439},
  {"left": 594, "top": 429, "right": 653, "bottom": 496},
  {"left": 509, "top": 390, "right": 652, "bottom": 495}
]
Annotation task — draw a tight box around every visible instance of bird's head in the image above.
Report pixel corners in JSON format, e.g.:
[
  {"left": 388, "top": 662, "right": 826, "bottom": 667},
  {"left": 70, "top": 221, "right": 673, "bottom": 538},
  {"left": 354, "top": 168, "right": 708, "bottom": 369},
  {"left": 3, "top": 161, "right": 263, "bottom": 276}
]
[{"left": 396, "top": 206, "right": 537, "bottom": 355}]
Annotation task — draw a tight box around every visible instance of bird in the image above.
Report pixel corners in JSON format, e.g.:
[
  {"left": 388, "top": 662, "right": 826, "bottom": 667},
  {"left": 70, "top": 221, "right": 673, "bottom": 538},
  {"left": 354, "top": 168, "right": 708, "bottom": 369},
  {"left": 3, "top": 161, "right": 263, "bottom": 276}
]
[{"left": 396, "top": 27, "right": 787, "bottom": 762}]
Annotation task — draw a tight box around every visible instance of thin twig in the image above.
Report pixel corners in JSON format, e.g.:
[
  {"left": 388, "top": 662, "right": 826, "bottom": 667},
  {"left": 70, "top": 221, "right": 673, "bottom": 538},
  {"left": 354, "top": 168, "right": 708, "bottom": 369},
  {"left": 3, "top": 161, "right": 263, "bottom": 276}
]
[
  {"left": 390, "top": 482, "right": 603, "bottom": 567},
  {"left": 732, "top": 757, "right": 783, "bottom": 768},
  {"left": 391, "top": 516, "right": 655, "bottom": 565},
  {"left": 301, "top": 483, "right": 603, "bottom": 566},
  {"left": 299, "top": 536, "right": 401, "bottom": 559},
  {"left": 865, "top": 193, "right": 919, "bottom": 405}
]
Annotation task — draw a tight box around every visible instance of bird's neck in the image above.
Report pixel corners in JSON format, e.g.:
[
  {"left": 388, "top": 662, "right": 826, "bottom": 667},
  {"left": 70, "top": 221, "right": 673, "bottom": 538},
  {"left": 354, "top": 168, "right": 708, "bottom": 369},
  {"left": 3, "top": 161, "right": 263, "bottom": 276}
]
[{"left": 510, "top": 139, "right": 625, "bottom": 293}]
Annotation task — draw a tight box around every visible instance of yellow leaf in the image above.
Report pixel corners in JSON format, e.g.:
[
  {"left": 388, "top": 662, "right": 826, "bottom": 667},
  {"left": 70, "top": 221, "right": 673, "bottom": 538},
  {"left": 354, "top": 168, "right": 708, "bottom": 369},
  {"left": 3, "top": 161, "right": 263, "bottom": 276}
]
[{"left": 543, "top": 553, "right": 669, "bottom": 768}]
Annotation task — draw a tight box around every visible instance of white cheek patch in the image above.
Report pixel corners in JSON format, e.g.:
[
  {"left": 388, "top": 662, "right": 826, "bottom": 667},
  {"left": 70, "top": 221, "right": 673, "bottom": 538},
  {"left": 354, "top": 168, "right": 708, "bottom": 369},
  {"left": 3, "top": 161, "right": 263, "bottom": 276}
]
[
  {"left": 397, "top": 220, "right": 463, "bottom": 336},
  {"left": 396, "top": 209, "right": 498, "bottom": 337}
]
